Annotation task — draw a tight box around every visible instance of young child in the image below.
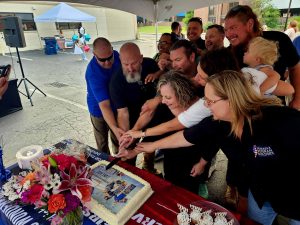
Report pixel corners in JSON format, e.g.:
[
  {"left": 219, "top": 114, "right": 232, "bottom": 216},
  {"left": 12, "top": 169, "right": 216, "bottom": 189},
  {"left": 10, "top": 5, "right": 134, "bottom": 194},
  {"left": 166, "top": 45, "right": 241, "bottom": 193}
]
[
  {"left": 243, "top": 37, "right": 294, "bottom": 96},
  {"left": 74, "top": 39, "right": 88, "bottom": 61}
]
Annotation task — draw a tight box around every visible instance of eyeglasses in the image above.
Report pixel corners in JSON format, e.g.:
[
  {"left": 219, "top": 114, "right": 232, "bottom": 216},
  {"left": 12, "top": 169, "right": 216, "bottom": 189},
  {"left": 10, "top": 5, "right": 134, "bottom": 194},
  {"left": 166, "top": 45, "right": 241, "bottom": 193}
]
[
  {"left": 202, "top": 96, "right": 224, "bottom": 106},
  {"left": 96, "top": 53, "right": 114, "bottom": 62}
]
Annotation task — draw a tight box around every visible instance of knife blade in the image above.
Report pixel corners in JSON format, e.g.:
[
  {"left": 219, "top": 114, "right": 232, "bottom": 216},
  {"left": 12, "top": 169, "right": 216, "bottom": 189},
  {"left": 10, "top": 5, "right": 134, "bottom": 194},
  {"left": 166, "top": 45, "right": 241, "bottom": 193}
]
[{"left": 105, "top": 157, "right": 121, "bottom": 170}]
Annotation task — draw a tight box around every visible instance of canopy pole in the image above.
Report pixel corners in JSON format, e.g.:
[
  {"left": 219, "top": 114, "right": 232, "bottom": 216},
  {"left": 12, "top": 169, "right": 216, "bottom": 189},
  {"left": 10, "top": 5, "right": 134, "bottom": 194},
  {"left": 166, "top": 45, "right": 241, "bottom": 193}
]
[
  {"left": 95, "top": 22, "right": 99, "bottom": 37},
  {"left": 284, "top": 0, "right": 293, "bottom": 31},
  {"left": 154, "top": 0, "right": 158, "bottom": 53}
]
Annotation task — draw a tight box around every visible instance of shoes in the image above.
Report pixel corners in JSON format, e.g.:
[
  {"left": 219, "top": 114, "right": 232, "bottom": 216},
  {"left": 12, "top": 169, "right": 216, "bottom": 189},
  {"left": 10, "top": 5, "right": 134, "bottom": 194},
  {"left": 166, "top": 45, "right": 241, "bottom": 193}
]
[
  {"left": 198, "top": 183, "right": 209, "bottom": 199},
  {"left": 154, "top": 149, "right": 164, "bottom": 162},
  {"left": 224, "top": 185, "right": 238, "bottom": 209}
]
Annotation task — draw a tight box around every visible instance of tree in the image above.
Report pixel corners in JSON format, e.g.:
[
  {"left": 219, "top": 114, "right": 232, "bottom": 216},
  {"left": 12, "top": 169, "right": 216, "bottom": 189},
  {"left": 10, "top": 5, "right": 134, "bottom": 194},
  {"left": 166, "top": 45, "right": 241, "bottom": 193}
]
[
  {"left": 249, "top": 0, "right": 281, "bottom": 29},
  {"left": 182, "top": 11, "right": 194, "bottom": 26}
]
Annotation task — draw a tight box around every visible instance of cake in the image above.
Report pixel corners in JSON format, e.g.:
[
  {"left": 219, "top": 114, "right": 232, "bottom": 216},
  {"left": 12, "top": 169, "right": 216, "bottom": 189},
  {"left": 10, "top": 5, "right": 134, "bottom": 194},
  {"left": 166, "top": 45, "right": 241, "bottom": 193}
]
[{"left": 90, "top": 160, "right": 154, "bottom": 225}]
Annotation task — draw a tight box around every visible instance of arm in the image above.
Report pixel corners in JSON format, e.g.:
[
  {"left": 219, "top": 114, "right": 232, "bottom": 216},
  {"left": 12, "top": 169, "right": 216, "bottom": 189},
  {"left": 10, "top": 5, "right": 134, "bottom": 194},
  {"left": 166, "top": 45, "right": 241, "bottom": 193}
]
[
  {"left": 134, "top": 130, "right": 193, "bottom": 154},
  {"left": 99, "top": 100, "right": 124, "bottom": 141},
  {"left": 259, "top": 67, "right": 280, "bottom": 94},
  {"left": 117, "top": 108, "right": 130, "bottom": 132},
  {"left": 288, "top": 62, "right": 300, "bottom": 109},
  {"left": 140, "top": 95, "right": 162, "bottom": 116},
  {"left": 190, "top": 158, "right": 208, "bottom": 177},
  {"left": 145, "top": 70, "right": 164, "bottom": 84},
  {"left": 272, "top": 80, "right": 294, "bottom": 96},
  {"left": 126, "top": 117, "right": 185, "bottom": 139}
]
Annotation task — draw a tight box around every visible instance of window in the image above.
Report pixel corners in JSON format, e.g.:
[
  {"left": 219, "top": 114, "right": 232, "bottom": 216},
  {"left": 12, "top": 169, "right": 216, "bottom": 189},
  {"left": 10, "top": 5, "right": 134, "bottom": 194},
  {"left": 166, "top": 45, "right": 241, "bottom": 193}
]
[
  {"left": 209, "top": 6, "right": 216, "bottom": 16},
  {"left": 56, "top": 22, "right": 82, "bottom": 30},
  {"left": 0, "top": 12, "right": 36, "bottom": 31}
]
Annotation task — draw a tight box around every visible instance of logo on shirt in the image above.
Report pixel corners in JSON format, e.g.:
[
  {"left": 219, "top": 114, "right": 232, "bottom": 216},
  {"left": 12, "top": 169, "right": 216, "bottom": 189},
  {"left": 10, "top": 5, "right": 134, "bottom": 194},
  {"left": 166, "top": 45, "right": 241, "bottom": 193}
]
[{"left": 252, "top": 145, "right": 275, "bottom": 158}]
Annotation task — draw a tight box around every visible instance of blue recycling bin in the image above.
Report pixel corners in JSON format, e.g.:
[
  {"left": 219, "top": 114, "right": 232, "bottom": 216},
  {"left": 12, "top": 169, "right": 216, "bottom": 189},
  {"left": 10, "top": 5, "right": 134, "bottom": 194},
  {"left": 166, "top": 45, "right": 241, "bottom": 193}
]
[{"left": 44, "top": 37, "right": 57, "bottom": 55}]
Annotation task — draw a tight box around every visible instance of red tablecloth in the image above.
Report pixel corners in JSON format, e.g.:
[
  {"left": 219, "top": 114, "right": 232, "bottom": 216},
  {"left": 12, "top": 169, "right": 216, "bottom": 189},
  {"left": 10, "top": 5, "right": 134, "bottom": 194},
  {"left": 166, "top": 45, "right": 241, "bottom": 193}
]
[{"left": 117, "top": 161, "right": 241, "bottom": 225}]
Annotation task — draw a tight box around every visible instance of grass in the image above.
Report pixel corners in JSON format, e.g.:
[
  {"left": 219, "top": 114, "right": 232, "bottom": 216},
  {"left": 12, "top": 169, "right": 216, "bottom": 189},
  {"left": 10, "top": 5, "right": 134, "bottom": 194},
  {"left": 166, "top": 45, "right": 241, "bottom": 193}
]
[{"left": 138, "top": 25, "right": 187, "bottom": 34}]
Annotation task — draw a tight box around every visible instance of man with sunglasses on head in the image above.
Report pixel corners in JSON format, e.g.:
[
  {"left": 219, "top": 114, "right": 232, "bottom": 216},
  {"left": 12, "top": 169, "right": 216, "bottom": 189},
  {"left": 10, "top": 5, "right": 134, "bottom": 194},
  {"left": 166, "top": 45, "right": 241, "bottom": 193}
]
[{"left": 85, "top": 37, "right": 123, "bottom": 155}]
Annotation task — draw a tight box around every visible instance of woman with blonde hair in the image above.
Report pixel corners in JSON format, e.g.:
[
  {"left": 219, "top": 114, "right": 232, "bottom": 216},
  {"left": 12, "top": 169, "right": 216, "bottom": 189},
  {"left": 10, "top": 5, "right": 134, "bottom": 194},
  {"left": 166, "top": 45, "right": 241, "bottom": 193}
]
[{"left": 130, "top": 70, "right": 300, "bottom": 225}]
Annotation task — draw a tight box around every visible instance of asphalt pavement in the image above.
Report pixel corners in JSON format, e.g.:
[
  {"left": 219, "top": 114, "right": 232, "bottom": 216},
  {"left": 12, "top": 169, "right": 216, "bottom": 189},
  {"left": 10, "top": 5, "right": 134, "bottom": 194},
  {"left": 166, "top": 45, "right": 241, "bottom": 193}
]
[{"left": 0, "top": 34, "right": 228, "bottom": 206}]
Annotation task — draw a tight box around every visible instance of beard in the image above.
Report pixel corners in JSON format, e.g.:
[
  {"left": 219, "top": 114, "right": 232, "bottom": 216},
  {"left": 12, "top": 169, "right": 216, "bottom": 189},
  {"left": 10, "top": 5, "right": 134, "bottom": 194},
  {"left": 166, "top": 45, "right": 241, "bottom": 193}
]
[{"left": 124, "top": 71, "right": 141, "bottom": 83}]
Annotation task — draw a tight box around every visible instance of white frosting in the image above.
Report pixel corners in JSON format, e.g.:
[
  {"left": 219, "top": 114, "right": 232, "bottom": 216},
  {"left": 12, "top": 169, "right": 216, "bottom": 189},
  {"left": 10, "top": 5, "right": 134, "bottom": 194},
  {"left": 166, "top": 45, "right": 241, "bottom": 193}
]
[{"left": 90, "top": 160, "right": 153, "bottom": 225}]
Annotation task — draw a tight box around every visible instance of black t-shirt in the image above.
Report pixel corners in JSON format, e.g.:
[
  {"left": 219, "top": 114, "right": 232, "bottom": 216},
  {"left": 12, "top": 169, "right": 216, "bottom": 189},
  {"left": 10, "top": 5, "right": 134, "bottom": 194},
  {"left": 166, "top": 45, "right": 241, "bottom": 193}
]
[
  {"left": 110, "top": 57, "right": 159, "bottom": 127},
  {"left": 184, "top": 106, "right": 300, "bottom": 220},
  {"left": 231, "top": 31, "right": 300, "bottom": 80},
  {"left": 195, "top": 37, "right": 206, "bottom": 50}
]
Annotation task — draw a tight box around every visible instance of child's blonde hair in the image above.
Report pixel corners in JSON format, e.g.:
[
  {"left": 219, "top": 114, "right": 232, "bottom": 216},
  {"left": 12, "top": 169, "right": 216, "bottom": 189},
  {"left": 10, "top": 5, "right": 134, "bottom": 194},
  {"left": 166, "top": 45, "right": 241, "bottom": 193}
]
[{"left": 248, "top": 37, "right": 279, "bottom": 66}]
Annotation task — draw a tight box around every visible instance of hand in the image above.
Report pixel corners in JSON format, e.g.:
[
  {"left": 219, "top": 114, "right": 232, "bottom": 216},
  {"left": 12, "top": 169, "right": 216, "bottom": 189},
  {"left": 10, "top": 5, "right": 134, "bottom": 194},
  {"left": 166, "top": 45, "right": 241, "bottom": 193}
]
[
  {"left": 123, "top": 129, "right": 143, "bottom": 139},
  {"left": 158, "top": 58, "right": 171, "bottom": 71},
  {"left": 134, "top": 142, "right": 156, "bottom": 153},
  {"left": 140, "top": 97, "right": 161, "bottom": 116},
  {"left": 119, "top": 135, "right": 135, "bottom": 150},
  {"left": 289, "top": 98, "right": 300, "bottom": 110},
  {"left": 145, "top": 73, "right": 159, "bottom": 84},
  {"left": 190, "top": 161, "right": 205, "bottom": 177},
  {"left": 112, "top": 127, "right": 125, "bottom": 141},
  {"left": 115, "top": 148, "right": 139, "bottom": 160},
  {"left": 0, "top": 77, "right": 8, "bottom": 99}
]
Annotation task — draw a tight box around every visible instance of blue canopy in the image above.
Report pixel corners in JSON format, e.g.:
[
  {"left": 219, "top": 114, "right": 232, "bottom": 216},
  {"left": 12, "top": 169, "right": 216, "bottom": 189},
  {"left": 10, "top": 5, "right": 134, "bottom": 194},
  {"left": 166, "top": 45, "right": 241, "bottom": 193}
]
[{"left": 34, "top": 2, "right": 96, "bottom": 22}]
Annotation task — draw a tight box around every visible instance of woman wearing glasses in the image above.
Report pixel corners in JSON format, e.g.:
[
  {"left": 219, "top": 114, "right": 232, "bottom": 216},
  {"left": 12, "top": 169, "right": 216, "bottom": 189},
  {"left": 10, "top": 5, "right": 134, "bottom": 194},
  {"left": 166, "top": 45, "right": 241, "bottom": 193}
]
[{"left": 134, "top": 70, "right": 300, "bottom": 225}]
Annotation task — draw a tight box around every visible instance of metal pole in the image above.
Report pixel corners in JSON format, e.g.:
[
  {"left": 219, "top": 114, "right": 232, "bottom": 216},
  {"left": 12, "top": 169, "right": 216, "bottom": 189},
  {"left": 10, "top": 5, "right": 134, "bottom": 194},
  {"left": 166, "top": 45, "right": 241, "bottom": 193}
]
[
  {"left": 284, "top": 0, "right": 293, "bottom": 31},
  {"left": 154, "top": 1, "right": 158, "bottom": 53}
]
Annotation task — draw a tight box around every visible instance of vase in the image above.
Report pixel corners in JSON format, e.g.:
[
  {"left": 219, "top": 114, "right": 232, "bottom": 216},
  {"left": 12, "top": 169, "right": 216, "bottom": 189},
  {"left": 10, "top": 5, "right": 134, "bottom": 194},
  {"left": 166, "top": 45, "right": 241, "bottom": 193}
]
[{"left": 61, "top": 207, "right": 83, "bottom": 225}]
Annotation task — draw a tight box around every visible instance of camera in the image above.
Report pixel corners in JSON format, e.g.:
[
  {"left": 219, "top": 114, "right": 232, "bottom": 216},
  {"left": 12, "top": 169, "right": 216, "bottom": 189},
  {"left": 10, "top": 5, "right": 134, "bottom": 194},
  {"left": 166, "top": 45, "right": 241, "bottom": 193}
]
[{"left": 0, "top": 64, "right": 11, "bottom": 78}]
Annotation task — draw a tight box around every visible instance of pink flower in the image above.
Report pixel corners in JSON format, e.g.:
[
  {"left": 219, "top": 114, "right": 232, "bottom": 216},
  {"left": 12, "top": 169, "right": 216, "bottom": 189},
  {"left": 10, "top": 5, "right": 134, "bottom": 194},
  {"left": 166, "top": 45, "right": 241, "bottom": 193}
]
[
  {"left": 54, "top": 163, "right": 93, "bottom": 200},
  {"left": 21, "top": 184, "right": 44, "bottom": 204},
  {"left": 50, "top": 215, "right": 63, "bottom": 225}
]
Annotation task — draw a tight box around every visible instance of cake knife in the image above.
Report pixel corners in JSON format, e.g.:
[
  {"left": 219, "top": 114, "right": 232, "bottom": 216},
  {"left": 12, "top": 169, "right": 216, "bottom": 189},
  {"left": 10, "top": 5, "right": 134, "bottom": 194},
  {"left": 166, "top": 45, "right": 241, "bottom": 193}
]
[{"left": 105, "top": 137, "right": 144, "bottom": 170}]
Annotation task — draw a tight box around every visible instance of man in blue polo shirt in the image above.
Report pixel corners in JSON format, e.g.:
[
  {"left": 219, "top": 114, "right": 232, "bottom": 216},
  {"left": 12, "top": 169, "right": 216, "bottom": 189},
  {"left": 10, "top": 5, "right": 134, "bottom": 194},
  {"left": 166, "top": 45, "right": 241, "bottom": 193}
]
[{"left": 85, "top": 37, "right": 124, "bottom": 154}]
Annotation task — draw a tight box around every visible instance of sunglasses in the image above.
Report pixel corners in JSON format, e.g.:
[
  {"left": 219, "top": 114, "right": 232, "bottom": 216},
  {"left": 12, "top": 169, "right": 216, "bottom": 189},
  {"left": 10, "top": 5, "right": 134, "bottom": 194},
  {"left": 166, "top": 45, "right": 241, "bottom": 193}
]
[{"left": 96, "top": 53, "right": 114, "bottom": 62}]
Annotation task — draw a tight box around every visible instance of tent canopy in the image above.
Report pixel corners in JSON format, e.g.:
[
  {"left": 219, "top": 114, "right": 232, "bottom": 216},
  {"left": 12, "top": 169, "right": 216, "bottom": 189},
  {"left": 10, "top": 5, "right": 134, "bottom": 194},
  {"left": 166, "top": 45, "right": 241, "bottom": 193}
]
[
  {"left": 34, "top": 2, "right": 96, "bottom": 22},
  {"left": 25, "top": 0, "right": 236, "bottom": 22}
]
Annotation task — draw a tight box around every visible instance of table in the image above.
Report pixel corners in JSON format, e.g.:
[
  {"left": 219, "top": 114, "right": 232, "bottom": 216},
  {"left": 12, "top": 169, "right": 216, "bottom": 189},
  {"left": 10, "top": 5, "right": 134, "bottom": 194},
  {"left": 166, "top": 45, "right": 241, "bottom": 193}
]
[
  {"left": 0, "top": 79, "right": 23, "bottom": 118},
  {"left": 0, "top": 139, "right": 241, "bottom": 225}
]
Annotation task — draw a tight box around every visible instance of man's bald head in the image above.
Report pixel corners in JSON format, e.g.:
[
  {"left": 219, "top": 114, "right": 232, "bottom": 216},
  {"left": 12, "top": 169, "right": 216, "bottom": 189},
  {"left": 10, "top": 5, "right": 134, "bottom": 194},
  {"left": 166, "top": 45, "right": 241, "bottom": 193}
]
[
  {"left": 120, "top": 42, "right": 141, "bottom": 59},
  {"left": 93, "top": 37, "right": 114, "bottom": 69},
  {"left": 119, "top": 42, "right": 143, "bottom": 83}
]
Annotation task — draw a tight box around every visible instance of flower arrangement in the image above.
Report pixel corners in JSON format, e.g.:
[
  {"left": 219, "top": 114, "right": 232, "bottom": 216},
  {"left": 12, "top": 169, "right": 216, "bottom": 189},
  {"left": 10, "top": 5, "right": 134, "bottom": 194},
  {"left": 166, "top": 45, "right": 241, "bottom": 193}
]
[{"left": 2, "top": 153, "right": 93, "bottom": 225}]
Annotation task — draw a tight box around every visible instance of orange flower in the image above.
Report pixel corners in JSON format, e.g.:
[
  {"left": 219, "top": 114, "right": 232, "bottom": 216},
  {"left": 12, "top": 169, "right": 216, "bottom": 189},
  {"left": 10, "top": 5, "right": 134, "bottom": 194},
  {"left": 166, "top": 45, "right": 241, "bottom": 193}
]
[
  {"left": 21, "top": 172, "right": 36, "bottom": 185},
  {"left": 48, "top": 194, "right": 66, "bottom": 213},
  {"left": 78, "top": 186, "right": 92, "bottom": 202}
]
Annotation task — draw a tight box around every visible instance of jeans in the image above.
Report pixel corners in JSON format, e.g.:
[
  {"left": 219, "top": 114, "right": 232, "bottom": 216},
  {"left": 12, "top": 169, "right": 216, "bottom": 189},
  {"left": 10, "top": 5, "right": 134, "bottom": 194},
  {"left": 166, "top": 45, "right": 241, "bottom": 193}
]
[{"left": 248, "top": 190, "right": 300, "bottom": 225}]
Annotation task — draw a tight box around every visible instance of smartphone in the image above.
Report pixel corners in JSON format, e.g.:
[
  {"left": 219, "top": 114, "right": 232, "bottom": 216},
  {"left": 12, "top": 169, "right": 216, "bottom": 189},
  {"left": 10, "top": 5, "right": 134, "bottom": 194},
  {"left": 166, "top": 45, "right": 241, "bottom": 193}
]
[{"left": 0, "top": 64, "right": 11, "bottom": 80}]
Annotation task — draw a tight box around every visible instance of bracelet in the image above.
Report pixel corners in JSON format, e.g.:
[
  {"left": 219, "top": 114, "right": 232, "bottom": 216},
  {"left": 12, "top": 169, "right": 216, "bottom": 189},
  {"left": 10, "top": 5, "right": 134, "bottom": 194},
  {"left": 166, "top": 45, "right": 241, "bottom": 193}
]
[{"left": 141, "top": 130, "right": 146, "bottom": 138}]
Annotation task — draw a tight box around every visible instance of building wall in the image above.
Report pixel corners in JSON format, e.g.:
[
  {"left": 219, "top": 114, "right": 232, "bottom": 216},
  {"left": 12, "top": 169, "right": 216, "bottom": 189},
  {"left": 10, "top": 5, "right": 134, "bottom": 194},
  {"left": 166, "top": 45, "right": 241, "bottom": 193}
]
[{"left": 0, "top": 1, "right": 137, "bottom": 53}]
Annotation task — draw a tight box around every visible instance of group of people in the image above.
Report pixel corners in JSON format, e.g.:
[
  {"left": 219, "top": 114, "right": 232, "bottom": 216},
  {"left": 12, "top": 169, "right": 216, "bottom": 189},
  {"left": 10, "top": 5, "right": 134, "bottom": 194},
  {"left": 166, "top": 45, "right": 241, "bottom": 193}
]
[{"left": 85, "top": 4, "right": 300, "bottom": 225}]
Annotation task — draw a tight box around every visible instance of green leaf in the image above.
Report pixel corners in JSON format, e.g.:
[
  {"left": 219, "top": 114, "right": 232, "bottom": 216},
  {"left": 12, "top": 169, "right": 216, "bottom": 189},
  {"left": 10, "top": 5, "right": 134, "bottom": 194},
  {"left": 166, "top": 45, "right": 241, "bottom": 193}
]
[{"left": 48, "top": 156, "right": 58, "bottom": 168}]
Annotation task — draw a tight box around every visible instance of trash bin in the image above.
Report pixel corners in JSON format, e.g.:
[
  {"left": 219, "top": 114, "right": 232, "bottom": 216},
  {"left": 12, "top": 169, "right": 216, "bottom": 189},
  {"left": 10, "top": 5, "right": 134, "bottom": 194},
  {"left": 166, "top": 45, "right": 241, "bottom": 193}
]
[{"left": 44, "top": 37, "right": 57, "bottom": 55}]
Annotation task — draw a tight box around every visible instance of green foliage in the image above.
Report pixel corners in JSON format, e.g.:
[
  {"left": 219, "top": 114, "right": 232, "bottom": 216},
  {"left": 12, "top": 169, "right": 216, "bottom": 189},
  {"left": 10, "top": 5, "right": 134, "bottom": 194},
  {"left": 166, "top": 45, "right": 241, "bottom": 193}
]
[
  {"left": 262, "top": 5, "right": 281, "bottom": 29},
  {"left": 182, "top": 11, "right": 194, "bottom": 26},
  {"left": 203, "top": 22, "right": 214, "bottom": 31},
  {"left": 250, "top": 0, "right": 281, "bottom": 29}
]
